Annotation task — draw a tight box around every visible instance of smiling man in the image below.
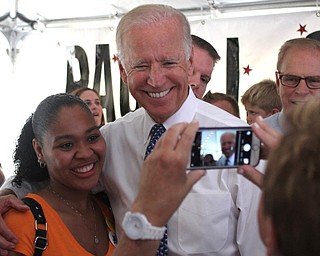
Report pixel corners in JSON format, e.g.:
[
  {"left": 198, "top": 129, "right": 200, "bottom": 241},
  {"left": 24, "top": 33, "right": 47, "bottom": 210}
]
[
  {"left": 217, "top": 132, "right": 236, "bottom": 166},
  {"left": 102, "top": 4, "right": 264, "bottom": 256},
  {"left": 264, "top": 38, "right": 320, "bottom": 133}
]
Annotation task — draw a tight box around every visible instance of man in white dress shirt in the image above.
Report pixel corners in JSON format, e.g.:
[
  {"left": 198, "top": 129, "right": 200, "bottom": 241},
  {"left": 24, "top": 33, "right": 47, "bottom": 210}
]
[
  {"left": 217, "top": 132, "right": 236, "bottom": 166},
  {"left": 101, "top": 4, "right": 264, "bottom": 256},
  {"left": 239, "top": 38, "right": 320, "bottom": 190}
]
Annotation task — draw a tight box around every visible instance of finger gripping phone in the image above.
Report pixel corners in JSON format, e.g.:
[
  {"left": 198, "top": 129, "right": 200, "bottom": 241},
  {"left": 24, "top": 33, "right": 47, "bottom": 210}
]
[{"left": 188, "top": 126, "right": 260, "bottom": 169}]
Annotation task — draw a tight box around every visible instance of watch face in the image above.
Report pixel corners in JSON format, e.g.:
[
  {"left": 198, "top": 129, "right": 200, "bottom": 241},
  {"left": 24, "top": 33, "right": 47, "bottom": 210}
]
[
  {"left": 124, "top": 213, "right": 146, "bottom": 239},
  {"left": 122, "top": 211, "right": 165, "bottom": 240}
]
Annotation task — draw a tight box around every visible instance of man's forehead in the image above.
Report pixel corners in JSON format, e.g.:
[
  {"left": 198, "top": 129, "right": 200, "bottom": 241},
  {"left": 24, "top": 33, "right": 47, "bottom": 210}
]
[{"left": 221, "top": 133, "right": 235, "bottom": 140}]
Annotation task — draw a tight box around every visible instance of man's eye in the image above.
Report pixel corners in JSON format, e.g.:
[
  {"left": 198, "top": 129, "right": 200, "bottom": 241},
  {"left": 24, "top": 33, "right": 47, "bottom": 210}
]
[
  {"left": 284, "top": 76, "right": 299, "bottom": 83},
  {"left": 308, "top": 76, "right": 320, "bottom": 83},
  {"left": 201, "top": 77, "right": 210, "bottom": 85},
  {"left": 88, "top": 135, "right": 99, "bottom": 143},
  {"left": 163, "top": 61, "right": 178, "bottom": 67},
  {"left": 133, "top": 64, "right": 149, "bottom": 70}
]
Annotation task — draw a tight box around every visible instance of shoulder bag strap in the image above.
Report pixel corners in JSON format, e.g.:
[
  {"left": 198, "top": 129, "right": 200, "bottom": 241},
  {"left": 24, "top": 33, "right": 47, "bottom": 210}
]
[{"left": 22, "top": 197, "right": 48, "bottom": 256}]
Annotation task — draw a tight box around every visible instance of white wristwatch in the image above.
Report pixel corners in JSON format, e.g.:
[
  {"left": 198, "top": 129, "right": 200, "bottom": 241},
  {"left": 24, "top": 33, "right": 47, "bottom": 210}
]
[{"left": 122, "top": 211, "right": 166, "bottom": 240}]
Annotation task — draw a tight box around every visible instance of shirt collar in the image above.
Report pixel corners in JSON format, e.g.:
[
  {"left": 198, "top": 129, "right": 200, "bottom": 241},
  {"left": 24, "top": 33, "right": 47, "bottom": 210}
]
[
  {"left": 279, "top": 110, "right": 287, "bottom": 133},
  {"left": 164, "top": 87, "right": 198, "bottom": 128},
  {"left": 143, "top": 87, "right": 199, "bottom": 145},
  {"left": 229, "top": 153, "right": 235, "bottom": 164}
]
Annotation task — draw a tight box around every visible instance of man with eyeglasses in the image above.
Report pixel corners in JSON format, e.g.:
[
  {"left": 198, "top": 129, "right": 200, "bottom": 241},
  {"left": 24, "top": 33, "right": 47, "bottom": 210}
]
[
  {"left": 239, "top": 37, "right": 320, "bottom": 193},
  {"left": 264, "top": 37, "right": 320, "bottom": 133}
]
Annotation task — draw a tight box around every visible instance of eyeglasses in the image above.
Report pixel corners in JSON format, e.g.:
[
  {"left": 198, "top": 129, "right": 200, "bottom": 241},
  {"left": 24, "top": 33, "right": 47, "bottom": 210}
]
[{"left": 276, "top": 72, "right": 320, "bottom": 89}]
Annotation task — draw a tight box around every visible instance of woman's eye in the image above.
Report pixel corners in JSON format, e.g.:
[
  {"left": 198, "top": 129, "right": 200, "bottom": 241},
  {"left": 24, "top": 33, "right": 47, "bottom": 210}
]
[{"left": 60, "top": 142, "right": 73, "bottom": 150}]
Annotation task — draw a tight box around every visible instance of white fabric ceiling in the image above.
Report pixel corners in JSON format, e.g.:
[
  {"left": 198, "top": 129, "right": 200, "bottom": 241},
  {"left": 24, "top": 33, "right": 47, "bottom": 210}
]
[
  {"left": 0, "top": 0, "right": 318, "bottom": 61},
  {"left": 0, "top": 0, "right": 318, "bottom": 27}
]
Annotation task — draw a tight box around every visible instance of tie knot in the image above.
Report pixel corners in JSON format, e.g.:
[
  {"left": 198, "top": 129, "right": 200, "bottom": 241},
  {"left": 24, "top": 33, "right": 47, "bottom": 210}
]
[
  {"left": 150, "top": 124, "right": 166, "bottom": 137},
  {"left": 145, "top": 124, "right": 166, "bottom": 159}
]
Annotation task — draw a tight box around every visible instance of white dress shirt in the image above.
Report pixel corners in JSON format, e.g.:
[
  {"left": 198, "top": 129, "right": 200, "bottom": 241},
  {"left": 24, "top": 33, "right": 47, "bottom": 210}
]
[
  {"left": 217, "top": 153, "right": 235, "bottom": 166},
  {"left": 100, "top": 90, "right": 265, "bottom": 256}
]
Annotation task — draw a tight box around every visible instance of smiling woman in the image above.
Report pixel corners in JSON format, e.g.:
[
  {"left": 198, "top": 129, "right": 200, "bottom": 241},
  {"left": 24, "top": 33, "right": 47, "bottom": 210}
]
[{"left": 3, "top": 93, "right": 116, "bottom": 256}]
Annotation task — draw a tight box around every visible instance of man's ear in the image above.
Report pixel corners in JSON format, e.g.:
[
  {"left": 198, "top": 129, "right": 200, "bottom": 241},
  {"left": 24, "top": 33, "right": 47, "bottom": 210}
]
[
  {"left": 118, "top": 61, "right": 128, "bottom": 84},
  {"left": 264, "top": 217, "right": 280, "bottom": 256},
  {"left": 187, "top": 46, "right": 194, "bottom": 77},
  {"left": 271, "top": 108, "right": 280, "bottom": 115}
]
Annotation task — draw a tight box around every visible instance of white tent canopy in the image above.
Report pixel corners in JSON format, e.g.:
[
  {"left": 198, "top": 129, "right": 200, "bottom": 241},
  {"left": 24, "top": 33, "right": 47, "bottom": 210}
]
[{"left": 1, "top": 0, "right": 317, "bottom": 21}]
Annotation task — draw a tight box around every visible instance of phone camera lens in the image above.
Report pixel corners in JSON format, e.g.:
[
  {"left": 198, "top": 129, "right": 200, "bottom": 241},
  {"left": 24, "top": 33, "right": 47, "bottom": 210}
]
[
  {"left": 243, "top": 143, "right": 251, "bottom": 152},
  {"left": 243, "top": 158, "right": 249, "bottom": 164}
]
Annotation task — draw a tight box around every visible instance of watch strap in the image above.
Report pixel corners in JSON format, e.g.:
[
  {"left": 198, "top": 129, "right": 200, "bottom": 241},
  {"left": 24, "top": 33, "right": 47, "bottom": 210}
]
[{"left": 123, "top": 211, "right": 166, "bottom": 240}]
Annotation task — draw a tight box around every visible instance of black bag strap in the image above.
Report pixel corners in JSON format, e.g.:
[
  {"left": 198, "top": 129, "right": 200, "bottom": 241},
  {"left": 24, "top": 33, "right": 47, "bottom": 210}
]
[{"left": 22, "top": 197, "right": 48, "bottom": 256}]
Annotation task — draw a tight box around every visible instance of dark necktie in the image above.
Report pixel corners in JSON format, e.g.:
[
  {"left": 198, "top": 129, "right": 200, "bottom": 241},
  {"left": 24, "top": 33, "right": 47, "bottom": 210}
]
[
  {"left": 144, "top": 124, "right": 168, "bottom": 256},
  {"left": 225, "top": 158, "right": 229, "bottom": 166},
  {"left": 145, "top": 124, "right": 166, "bottom": 159}
]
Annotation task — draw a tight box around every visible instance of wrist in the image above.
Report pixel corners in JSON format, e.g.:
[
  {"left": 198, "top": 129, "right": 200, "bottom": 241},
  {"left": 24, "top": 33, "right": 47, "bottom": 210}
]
[
  {"left": 122, "top": 211, "right": 166, "bottom": 240},
  {"left": 130, "top": 200, "right": 167, "bottom": 227},
  {"left": 0, "top": 188, "right": 17, "bottom": 197}
]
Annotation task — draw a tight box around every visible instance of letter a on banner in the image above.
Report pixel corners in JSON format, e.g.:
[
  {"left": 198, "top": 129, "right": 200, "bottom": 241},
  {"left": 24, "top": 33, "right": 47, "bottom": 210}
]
[{"left": 226, "top": 38, "right": 239, "bottom": 102}]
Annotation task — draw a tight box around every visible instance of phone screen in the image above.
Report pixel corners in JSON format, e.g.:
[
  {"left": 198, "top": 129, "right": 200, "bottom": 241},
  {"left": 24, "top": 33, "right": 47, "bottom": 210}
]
[{"left": 188, "top": 126, "right": 260, "bottom": 169}]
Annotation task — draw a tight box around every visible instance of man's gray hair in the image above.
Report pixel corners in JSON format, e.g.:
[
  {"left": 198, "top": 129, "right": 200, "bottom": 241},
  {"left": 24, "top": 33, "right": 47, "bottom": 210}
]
[{"left": 116, "top": 4, "right": 192, "bottom": 64}]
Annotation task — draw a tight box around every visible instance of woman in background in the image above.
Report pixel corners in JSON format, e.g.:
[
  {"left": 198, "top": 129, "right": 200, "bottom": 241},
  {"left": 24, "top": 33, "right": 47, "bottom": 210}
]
[{"left": 71, "top": 88, "right": 105, "bottom": 127}]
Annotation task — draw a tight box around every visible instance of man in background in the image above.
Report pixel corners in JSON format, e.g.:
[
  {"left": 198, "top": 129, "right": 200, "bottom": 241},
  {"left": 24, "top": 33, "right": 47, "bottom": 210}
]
[
  {"left": 241, "top": 79, "right": 281, "bottom": 125},
  {"left": 264, "top": 38, "right": 320, "bottom": 133},
  {"left": 189, "top": 34, "right": 221, "bottom": 98},
  {"left": 203, "top": 91, "right": 240, "bottom": 117}
]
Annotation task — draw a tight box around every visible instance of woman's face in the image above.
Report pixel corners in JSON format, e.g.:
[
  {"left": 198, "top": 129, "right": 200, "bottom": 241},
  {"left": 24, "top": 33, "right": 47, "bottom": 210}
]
[
  {"left": 79, "top": 90, "right": 103, "bottom": 126},
  {"left": 38, "top": 105, "right": 106, "bottom": 191}
]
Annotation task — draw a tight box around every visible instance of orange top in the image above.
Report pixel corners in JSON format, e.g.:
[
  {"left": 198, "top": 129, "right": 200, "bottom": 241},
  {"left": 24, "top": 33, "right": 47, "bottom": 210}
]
[{"left": 4, "top": 193, "right": 116, "bottom": 256}]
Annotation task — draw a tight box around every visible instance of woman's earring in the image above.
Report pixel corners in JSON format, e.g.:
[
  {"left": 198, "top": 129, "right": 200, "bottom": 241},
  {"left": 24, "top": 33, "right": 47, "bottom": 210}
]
[{"left": 38, "top": 158, "right": 46, "bottom": 168}]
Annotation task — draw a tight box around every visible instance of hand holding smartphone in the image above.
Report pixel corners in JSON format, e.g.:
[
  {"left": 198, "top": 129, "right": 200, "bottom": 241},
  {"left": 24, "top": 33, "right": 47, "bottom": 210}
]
[{"left": 188, "top": 126, "right": 261, "bottom": 169}]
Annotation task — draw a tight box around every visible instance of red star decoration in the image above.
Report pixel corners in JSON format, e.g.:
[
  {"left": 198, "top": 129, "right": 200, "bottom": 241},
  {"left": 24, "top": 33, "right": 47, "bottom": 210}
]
[
  {"left": 297, "top": 24, "right": 307, "bottom": 36},
  {"left": 112, "top": 54, "right": 118, "bottom": 63},
  {"left": 243, "top": 65, "right": 252, "bottom": 75}
]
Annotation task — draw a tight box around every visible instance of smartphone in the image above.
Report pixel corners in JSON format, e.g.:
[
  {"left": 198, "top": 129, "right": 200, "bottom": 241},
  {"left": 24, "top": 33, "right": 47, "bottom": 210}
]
[{"left": 187, "top": 126, "right": 260, "bottom": 169}]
